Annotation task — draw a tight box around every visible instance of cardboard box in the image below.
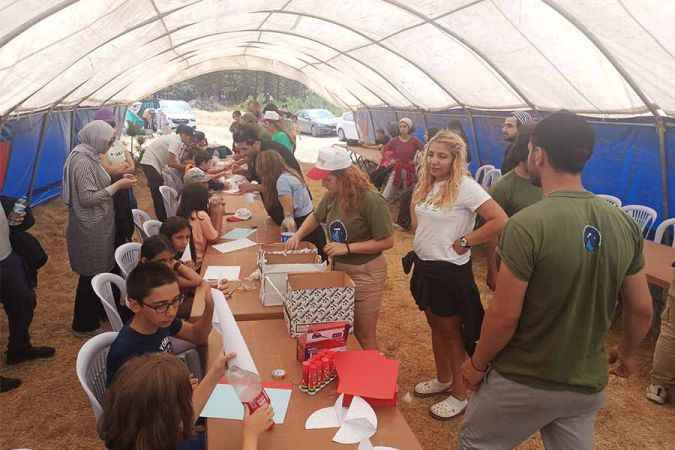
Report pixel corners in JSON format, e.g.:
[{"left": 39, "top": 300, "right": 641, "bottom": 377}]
[
  {"left": 258, "top": 243, "right": 326, "bottom": 306},
  {"left": 296, "top": 321, "right": 351, "bottom": 361},
  {"left": 284, "top": 272, "right": 355, "bottom": 337}
]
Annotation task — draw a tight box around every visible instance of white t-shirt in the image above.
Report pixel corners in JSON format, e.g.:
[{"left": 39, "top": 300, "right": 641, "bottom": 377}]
[
  {"left": 413, "top": 176, "right": 491, "bottom": 265},
  {"left": 140, "top": 134, "right": 182, "bottom": 174}
]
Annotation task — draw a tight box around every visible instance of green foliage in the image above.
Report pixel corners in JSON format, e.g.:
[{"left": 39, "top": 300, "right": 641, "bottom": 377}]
[{"left": 156, "top": 70, "right": 343, "bottom": 115}]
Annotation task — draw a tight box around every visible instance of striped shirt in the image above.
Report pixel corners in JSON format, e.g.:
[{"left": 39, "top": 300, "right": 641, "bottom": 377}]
[{"left": 64, "top": 148, "right": 116, "bottom": 275}]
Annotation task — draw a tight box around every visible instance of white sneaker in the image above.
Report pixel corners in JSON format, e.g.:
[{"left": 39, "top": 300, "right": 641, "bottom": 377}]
[
  {"left": 414, "top": 378, "right": 452, "bottom": 398},
  {"left": 430, "top": 394, "right": 468, "bottom": 421},
  {"left": 646, "top": 384, "right": 668, "bottom": 404}
]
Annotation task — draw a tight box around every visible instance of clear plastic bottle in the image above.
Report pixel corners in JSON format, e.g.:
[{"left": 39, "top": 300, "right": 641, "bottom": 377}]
[
  {"left": 8, "top": 197, "right": 27, "bottom": 226},
  {"left": 227, "top": 365, "right": 273, "bottom": 428}
]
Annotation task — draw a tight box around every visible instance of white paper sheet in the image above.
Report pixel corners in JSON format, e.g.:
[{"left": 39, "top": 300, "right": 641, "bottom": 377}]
[
  {"left": 212, "top": 238, "right": 257, "bottom": 254},
  {"left": 211, "top": 289, "right": 258, "bottom": 374},
  {"left": 203, "top": 266, "right": 240, "bottom": 281},
  {"left": 305, "top": 394, "right": 378, "bottom": 444},
  {"left": 181, "top": 241, "right": 192, "bottom": 262}
]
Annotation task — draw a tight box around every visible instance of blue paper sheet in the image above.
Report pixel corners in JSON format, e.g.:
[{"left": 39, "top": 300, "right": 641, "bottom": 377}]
[
  {"left": 200, "top": 384, "right": 292, "bottom": 424},
  {"left": 222, "top": 228, "right": 256, "bottom": 240}
]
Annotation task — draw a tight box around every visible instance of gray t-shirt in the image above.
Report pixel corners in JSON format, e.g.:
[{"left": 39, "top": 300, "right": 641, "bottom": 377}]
[
  {"left": 0, "top": 206, "right": 11, "bottom": 261},
  {"left": 276, "top": 172, "right": 313, "bottom": 218}
]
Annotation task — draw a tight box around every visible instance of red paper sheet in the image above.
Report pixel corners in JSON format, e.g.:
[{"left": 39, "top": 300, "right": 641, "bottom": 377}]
[{"left": 334, "top": 351, "right": 399, "bottom": 400}]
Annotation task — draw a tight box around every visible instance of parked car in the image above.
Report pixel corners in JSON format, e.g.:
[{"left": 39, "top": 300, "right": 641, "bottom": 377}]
[
  {"left": 336, "top": 111, "right": 359, "bottom": 142},
  {"left": 296, "top": 109, "right": 338, "bottom": 137},
  {"left": 158, "top": 99, "right": 197, "bottom": 129}
]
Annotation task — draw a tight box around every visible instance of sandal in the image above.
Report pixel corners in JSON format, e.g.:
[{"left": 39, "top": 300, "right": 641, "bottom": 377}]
[
  {"left": 414, "top": 378, "right": 452, "bottom": 398},
  {"left": 646, "top": 384, "right": 668, "bottom": 405},
  {"left": 429, "top": 394, "right": 468, "bottom": 421}
]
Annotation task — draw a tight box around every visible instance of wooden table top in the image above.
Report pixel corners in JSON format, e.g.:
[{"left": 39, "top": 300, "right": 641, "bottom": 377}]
[
  {"left": 643, "top": 240, "right": 675, "bottom": 289},
  {"left": 191, "top": 193, "right": 284, "bottom": 321},
  {"left": 205, "top": 320, "right": 422, "bottom": 450},
  {"left": 344, "top": 144, "right": 382, "bottom": 164}
]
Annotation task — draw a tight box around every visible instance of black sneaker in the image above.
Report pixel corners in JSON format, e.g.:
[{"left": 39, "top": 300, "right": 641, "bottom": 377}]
[
  {"left": 0, "top": 376, "right": 21, "bottom": 393},
  {"left": 6, "top": 346, "right": 56, "bottom": 365}
]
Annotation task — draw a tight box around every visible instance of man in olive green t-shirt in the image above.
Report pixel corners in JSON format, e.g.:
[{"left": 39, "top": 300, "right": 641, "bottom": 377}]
[
  {"left": 459, "top": 111, "right": 653, "bottom": 450},
  {"left": 486, "top": 123, "right": 543, "bottom": 290}
]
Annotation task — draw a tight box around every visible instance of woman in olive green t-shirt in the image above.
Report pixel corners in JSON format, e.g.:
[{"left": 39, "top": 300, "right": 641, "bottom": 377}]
[{"left": 286, "top": 148, "right": 394, "bottom": 350}]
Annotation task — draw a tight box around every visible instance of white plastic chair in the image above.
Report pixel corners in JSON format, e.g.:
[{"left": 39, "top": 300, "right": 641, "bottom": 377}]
[
  {"left": 475, "top": 164, "right": 495, "bottom": 186},
  {"left": 143, "top": 219, "right": 163, "bottom": 238},
  {"left": 482, "top": 168, "right": 502, "bottom": 189},
  {"left": 132, "top": 208, "right": 152, "bottom": 241},
  {"left": 92, "top": 273, "right": 126, "bottom": 331},
  {"left": 655, "top": 218, "right": 675, "bottom": 247},
  {"left": 596, "top": 194, "right": 622, "bottom": 208},
  {"left": 115, "top": 242, "right": 142, "bottom": 278},
  {"left": 159, "top": 185, "right": 179, "bottom": 217},
  {"left": 76, "top": 331, "right": 118, "bottom": 421},
  {"left": 622, "top": 205, "right": 658, "bottom": 237}
]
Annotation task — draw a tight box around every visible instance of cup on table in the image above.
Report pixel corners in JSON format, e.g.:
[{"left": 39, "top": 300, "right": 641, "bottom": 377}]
[{"left": 280, "top": 232, "right": 295, "bottom": 243}]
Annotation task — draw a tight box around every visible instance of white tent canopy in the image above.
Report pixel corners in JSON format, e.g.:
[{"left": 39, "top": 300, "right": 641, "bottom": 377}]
[{"left": 1, "top": 0, "right": 674, "bottom": 117}]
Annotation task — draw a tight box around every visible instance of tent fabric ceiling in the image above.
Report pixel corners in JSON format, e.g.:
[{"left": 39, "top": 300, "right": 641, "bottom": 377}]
[{"left": 0, "top": 0, "right": 674, "bottom": 117}]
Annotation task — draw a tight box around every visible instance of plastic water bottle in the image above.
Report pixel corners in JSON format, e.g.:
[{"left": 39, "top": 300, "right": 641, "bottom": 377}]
[
  {"left": 8, "top": 197, "right": 27, "bottom": 226},
  {"left": 227, "top": 365, "right": 273, "bottom": 428}
]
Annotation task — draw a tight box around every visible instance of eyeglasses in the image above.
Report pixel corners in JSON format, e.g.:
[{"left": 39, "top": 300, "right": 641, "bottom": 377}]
[{"left": 142, "top": 294, "right": 184, "bottom": 314}]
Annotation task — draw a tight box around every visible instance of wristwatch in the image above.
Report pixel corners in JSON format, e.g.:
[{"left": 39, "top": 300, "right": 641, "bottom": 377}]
[{"left": 459, "top": 236, "right": 471, "bottom": 248}]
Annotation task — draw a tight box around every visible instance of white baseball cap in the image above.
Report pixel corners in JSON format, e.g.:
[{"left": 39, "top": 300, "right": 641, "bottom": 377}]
[
  {"left": 183, "top": 167, "right": 210, "bottom": 185},
  {"left": 263, "top": 110, "right": 281, "bottom": 121},
  {"left": 307, "top": 147, "right": 353, "bottom": 180}
]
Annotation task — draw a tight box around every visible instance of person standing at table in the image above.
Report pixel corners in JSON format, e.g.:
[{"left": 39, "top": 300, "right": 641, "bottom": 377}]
[
  {"left": 140, "top": 126, "right": 193, "bottom": 220},
  {"left": 263, "top": 110, "right": 294, "bottom": 154},
  {"left": 163, "top": 125, "right": 196, "bottom": 194},
  {"left": 459, "top": 111, "right": 652, "bottom": 450},
  {"left": 256, "top": 151, "right": 326, "bottom": 256},
  {"left": 63, "top": 120, "right": 137, "bottom": 336},
  {"left": 176, "top": 184, "right": 224, "bottom": 269},
  {"left": 95, "top": 108, "right": 136, "bottom": 249},
  {"left": 286, "top": 147, "right": 394, "bottom": 350},
  {"left": 409, "top": 130, "right": 506, "bottom": 420},
  {"left": 485, "top": 124, "right": 542, "bottom": 291}
]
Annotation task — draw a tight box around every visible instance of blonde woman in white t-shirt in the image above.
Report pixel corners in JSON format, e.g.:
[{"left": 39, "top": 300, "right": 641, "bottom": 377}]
[{"left": 409, "top": 130, "right": 507, "bottom": 420}]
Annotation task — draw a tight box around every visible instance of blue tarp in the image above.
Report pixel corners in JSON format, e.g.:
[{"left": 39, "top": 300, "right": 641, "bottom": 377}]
[
  {"left": 364, "top": 108, "right": 675, "bottom": 227},
  {"left": 0, "top": 106, "right": 126, "bottom": 206}
]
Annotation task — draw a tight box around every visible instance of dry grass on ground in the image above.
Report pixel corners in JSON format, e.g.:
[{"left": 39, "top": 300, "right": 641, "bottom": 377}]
[{"left": 1, "top": 169, "right": 674, "bottom": 450}]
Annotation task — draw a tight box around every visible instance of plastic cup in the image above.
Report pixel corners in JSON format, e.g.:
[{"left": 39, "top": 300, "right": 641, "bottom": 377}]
[{"left": 280, "top": 232, "right": 294, "bottom": 242}]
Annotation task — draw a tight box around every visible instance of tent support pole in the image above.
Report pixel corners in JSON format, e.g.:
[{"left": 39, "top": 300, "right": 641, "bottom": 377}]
[
  {"left": 367, "top": 109, "right": 376, "bottom": 144},
  {"left": 70, "top": 109, "right": 76, "bottom": 150},
  {"left": 465, "top": 109, "right": 481, "bottom": 167},
  {"left": 27, "top": 112, "right": 51, "bottom": 204},
  {"left": 657, "top": 118, "right": 670, "bottom": 219}
]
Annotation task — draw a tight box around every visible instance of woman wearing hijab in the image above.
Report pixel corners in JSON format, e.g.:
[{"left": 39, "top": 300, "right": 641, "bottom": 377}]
[{"left": 63, "top": 120, "right": 137, "bottom": 336}]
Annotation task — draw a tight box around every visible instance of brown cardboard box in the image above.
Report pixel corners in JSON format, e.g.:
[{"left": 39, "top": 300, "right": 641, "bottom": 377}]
[
  {"left": 284, "top": 272, "right": 355, "bottom": 337},
  {"left": 258, "top": 243, "right": 325, "bottom": 306}
]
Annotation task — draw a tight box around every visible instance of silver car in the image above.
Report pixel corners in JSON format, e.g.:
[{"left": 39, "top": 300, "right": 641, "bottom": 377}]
[{"left": 296, "top": 109, "right": 338, "bottom": 137}]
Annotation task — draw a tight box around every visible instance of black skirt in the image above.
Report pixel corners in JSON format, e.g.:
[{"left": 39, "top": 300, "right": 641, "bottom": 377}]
[{"left": 406, "top": 252, "right": 484, "bottom": 355}]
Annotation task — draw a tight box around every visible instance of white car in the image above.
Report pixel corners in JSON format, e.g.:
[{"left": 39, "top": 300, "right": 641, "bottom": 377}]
[
  {"left": 336, "top": 111, "right": 359, "bottom": 142},
  {"left": 158, "top": 99, "right": 197, "bottom": 129}
]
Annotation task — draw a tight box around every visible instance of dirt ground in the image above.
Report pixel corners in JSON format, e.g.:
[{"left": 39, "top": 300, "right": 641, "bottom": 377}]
[{"left": 1, "top": 113, "right": 675, "bottom": 450}]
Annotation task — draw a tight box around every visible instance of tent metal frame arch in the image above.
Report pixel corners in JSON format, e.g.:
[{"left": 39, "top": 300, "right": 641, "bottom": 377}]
[
  {"left": 160, "top": 27, "right": 421, "bottom": 108},
  {"left": 254, "top": 9, "right": 466, "bottom": 108}
]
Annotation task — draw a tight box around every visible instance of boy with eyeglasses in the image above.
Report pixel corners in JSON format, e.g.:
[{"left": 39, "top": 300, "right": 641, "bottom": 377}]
[{"left": 106, "top": 262, "right": 214, "bottom": 386}]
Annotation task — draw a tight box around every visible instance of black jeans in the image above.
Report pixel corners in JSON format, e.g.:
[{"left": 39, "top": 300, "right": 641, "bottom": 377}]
[
  {"left": 72, "top": 274, "right": 106, "bottom": 332},
  {"left": 141, "top": 164, "right": 167, "bottom": 221},
  {"left": 0, "top": 252, "right": 36, "bottom": 354}
]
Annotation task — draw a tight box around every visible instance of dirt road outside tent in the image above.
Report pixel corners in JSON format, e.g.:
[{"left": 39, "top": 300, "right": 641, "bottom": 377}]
[{"left": 1, "top": 111, "right": 674, "bottom": 450}]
